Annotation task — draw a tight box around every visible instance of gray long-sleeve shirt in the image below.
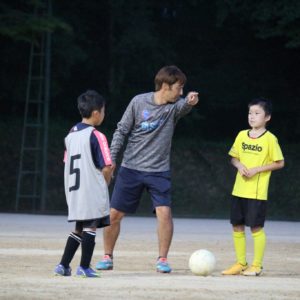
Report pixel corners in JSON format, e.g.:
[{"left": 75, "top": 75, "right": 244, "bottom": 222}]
[{"left": 110, "top": 92, "right": 193, "bottom": 172}]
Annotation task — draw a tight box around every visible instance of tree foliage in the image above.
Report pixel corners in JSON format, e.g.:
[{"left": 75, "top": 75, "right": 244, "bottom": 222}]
[
  {"left": 0, "top": 0, "right": 299, "bottom": 140},
  {"left": 0, "top": 0, "right": 71, "bottom": 43},
  {"left": 217, "top": 0, "right": 300, "bottom": 48}
]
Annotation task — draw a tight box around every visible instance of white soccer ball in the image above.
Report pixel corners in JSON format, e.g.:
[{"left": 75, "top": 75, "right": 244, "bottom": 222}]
[{"left": 189, "top": 249, "right": 216, "bottom": 276}]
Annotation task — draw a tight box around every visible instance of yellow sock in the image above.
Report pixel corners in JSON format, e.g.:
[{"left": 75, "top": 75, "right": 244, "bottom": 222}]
[
  {"left": 233, "top": 231, "right": 247, "bottom": 266},
  {"left": 252, "top": 229, "right": 266, "bottom": 268}
]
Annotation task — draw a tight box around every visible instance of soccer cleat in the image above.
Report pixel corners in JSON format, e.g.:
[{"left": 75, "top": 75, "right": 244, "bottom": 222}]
[
  {"left": 95, "top": 255, "right": 113, "bottom": 270},
  {"left": 156, "top": 257, "right": 172, "bottom": 273},
  {"left": 242, "top": 265, "right": 263, "bottom": 276},
  {"left": 54, "top": 264, "right": 72, "bottom": 276},
  {"left": 76, "top": 266, "right": 101, "bottom": 278},
  {"left": 221, "top": 262, "right": 248, "bottom": 275}
]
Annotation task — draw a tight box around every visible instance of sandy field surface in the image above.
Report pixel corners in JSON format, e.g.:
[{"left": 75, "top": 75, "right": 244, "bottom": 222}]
[{"left": 0, "top": 213, "right": 299, "bottom": 300}]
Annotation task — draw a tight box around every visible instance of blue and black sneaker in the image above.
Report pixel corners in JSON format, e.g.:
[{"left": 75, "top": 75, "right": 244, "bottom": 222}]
[
  {"left": 76, "top": 266, "right": 101, "bottom": 278},
  {"left": 54, "top": 264, "right": 72, "bottom": 276}
]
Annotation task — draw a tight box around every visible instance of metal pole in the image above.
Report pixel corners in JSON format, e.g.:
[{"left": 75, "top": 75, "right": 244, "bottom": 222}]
[
  {"left": 15, "top": 42, "right": 35, "bottom": 211},
  {"left": 40, "top": 0, "right": 52, "bottom": 211}
]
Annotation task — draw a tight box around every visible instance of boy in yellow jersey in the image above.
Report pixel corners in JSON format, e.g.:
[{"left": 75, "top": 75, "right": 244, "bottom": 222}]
[{"left": 222, "top": 98, "right": 284, "bottom": 276}]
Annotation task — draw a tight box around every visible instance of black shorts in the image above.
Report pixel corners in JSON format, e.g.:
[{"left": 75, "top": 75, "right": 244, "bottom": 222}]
[
  {"left": 73, "top": 215, "right": 110, "bottom": 231},
  {"left": 230, "top": 196, "right": 267, "bottom": 228}
]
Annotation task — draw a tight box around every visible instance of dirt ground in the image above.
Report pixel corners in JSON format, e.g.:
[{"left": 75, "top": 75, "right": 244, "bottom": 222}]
[{"left": 0, "top": 213, "right": 299, "bottom": 300}]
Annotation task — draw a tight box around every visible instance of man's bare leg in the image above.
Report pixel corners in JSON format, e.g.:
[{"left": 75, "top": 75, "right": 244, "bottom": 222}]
[
  {"left": 156, "top": 206, "right": 173, "bottom": 258},
  {"left": 96, "top": 208, "right": 125, "bottom": 270},
  {"left": 103, "top": 208, "right": 125, "bottom": 255}
]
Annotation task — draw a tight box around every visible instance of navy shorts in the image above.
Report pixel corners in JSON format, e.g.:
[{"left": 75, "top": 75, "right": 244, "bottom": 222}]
[
  {"left": 230, "top": 196, "right": 267, "bottom": 228},
  {"left": 110, "top": 166, "right": 171, "bottom": 213}
]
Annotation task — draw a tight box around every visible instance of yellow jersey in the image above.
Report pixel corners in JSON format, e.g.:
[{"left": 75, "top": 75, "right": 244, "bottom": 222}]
[{"left": 229, "top": 130, "right": 284, "bottom": 200}]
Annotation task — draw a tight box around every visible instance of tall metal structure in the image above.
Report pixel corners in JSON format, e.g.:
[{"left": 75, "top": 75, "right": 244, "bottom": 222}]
[{"left": 15, "top": 0, "right": 52, "bottom": 212}]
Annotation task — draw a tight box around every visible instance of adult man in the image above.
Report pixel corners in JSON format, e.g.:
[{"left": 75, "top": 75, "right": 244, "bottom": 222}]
[{"left": 96, "top": 65, "right": 199, "bottom": 273}]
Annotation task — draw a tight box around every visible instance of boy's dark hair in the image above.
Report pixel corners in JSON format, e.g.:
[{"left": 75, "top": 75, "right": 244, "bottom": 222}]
[
  {"left": 77, "top": 90, "right": 105, "bottom": 118},
  {"left": 154, "top": 65, "right": 187, "bottom": 91},
  {"left": 248, "top": 97, "right": 272, "bottom": 116}
]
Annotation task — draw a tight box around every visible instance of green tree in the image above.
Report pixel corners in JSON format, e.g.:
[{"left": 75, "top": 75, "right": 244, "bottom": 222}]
[
  {"left": 216, "top": 0, "right": 300, "bottom": 48},
  {"left": 0, "top": 0, "right": 71, "bottom": 43},
  {"left": 0, "top": 0, "right": 73, "bottom": 115}
]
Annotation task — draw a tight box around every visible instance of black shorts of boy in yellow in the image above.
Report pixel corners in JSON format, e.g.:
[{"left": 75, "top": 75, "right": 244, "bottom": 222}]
[{"left": 230, "top": 196, "right": 267, "bottom": 227}]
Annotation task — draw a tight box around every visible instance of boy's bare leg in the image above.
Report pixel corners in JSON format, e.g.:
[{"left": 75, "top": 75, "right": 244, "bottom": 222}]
[
  {"left": 156, "top": 206, "right": 173, "bottom": 258},
  {"left": 103, "top": 208, "right": 125, "bottom": 255}
]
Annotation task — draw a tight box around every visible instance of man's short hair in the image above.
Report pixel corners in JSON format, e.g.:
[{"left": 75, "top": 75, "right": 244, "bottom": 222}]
[{"left": 154, "top": 65, "right": 187, "bottom": 91}]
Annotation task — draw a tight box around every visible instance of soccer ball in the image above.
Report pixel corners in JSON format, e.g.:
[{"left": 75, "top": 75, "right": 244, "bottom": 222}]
[{"left": 189, "top": 249, "right": 216, "bottom": 276}]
